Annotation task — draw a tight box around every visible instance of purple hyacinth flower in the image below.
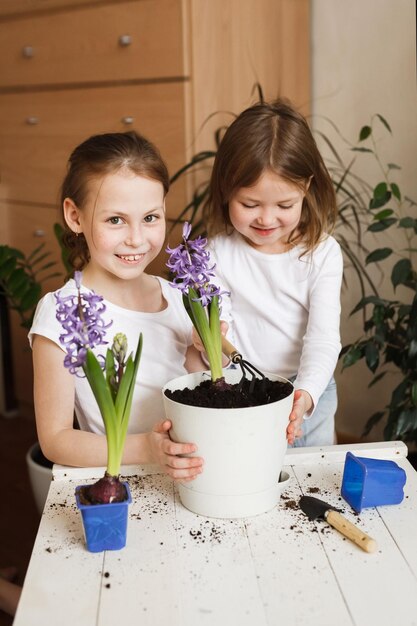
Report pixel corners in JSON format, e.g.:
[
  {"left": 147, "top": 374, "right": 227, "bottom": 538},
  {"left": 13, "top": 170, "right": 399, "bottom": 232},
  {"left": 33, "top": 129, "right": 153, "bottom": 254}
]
[
  {"left": 166, "top": 221, "right": 228, "bottom": 304},
  {"left": 55, "top": 273, "right": 112, "bottom": 375}
]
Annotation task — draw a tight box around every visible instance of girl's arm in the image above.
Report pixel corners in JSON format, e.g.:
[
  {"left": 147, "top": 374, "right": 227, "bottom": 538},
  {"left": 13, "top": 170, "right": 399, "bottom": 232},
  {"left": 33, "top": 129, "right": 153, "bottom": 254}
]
[{"left": 32, "top": 335, "right": 203, "bottom": 480}]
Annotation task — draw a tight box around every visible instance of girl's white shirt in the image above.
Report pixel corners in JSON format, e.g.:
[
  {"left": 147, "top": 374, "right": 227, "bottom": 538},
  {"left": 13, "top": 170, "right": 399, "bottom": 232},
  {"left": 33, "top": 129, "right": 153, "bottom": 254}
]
[
  {"left": 209, "top": 231, "right": 343, "bottom": 409},
  {"left": 28, "top": 276, "right": 192, "bottom": 434}
]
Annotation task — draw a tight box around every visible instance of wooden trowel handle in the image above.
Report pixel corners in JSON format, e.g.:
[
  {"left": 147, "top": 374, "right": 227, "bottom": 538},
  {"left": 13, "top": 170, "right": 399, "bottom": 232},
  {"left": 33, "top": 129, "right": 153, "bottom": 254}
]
[
  {"left": 326, "top": 510, "right": 377, "bottom": 553},
  {"left": 221, "top": 335, "right": 241, "bottom": 363}
]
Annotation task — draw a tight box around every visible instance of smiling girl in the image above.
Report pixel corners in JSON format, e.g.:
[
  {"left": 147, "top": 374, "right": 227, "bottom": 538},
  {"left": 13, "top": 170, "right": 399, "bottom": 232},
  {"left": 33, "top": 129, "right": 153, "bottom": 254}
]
[
  {"left": 204, "top": 99, "right": 343, "bottom": 447},
  {"left": 29, "top": 131, "right": 204, "bottom": 480}
]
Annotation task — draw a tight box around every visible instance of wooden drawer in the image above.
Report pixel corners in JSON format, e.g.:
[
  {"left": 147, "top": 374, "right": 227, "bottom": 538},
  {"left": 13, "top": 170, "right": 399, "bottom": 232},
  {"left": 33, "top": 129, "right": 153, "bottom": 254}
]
[
  {"left": 0, "top": 0, "right": 104, "bottom": 18},
  {"left": 0, "top": 81, "right": 187, "bottom": 214},
  {"left": 0, "top": 0, "right": 184, "bottom": 87},
  {"left": 1, "top": 202, "right": 63, "bottom": 287}
]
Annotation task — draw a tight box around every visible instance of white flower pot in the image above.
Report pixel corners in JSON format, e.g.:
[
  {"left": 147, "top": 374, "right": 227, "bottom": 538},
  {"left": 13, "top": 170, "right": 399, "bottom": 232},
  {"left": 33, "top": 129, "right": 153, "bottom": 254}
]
[
  {"left": 162, "top": 369, "right": 294, "bottom": 519},
  {"left": 26, "top": 442, "right": 53, "bottom": 515}
]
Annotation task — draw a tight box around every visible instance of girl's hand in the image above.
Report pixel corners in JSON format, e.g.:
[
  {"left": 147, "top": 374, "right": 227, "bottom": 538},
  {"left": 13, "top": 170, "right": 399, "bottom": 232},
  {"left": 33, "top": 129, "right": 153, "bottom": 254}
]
[
  {"left": 148, "top": 420, "right": 204, "bottom": 482},
  {"left": 286, "top": 389, "right": 312, "bottom": 445},
  {"left": 192, "top": 321, "right": 229, "bottom": 353}
]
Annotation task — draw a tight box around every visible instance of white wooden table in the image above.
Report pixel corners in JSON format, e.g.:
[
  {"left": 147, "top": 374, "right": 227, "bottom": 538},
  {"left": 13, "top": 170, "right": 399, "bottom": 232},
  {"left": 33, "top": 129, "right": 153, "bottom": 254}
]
[{"left": 14, "top": 442, "right": 417, "bottom": 626}]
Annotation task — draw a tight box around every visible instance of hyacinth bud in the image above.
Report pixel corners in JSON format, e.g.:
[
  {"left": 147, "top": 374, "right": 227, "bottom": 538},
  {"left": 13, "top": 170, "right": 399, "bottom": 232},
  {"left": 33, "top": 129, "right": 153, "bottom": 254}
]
[{"left": 112, "top": 332, "right": 128, "bottom": 366}]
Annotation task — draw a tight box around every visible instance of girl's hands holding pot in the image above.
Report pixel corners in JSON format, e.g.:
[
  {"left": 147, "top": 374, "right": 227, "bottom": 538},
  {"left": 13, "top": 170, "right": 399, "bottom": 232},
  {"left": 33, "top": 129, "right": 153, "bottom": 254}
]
[
  {"left": 287, "top": 389, "right": 312, "bottom": 445},
  {"left": 148, "top": 420, "right": 204, "bottom": 482}
]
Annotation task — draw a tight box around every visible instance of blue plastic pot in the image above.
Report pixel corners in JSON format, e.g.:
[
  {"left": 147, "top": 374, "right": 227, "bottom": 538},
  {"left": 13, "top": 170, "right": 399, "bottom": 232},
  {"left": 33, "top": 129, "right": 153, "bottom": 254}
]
[
  {"left": 75, "top": 482, "right": 131, "bottom": 552},
  {"left": 341, "top": 452, "right": 406, "bottom": 513}
]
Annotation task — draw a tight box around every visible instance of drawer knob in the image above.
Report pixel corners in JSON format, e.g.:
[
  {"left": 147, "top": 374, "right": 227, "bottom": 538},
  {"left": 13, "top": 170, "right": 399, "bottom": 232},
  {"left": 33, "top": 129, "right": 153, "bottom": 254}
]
[
  {"left": 118, "top": 34, "right": 132, "bottom": 47},
  {"left": 26, "top": 116, "right": 39, "bottom": 125},
  {"left": 33, "top": 229, "right": 45, "bottom": 237},
  {"left": 22, "top": 46, "right": 34, "bottom": 58},
  {"left": 122, "top": 116, "right": 134, "bottom": 125}
]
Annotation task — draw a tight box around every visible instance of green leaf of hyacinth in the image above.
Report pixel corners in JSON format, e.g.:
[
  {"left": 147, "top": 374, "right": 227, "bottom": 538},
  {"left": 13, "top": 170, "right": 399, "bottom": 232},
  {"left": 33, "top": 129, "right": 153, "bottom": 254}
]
[
  {"left": 387, "top": 163, "right": 401, "bottom": 170},
  {"left": 83, "top": 349, "right": 119, "bottom": 476},
  {"left": 185, "top": 288, "right": 223, "bottom": 381},
  {"left": 105, "top": 348, "right": 117, "bottom": 402},
  {"left": 376, "top": 113, "right": 392, "bottom": 133},
  {"left": 359, "top": 125, "right": 371, "bottom": 141},
  {"left": 115, "top": 333, "right": 143, "bottom": 425},
  {"left": 365, "top": 248, "right": 392, "bottom": 264},
  {"left": 208, "top": 295, "right": 223, "bottom": 374},
  {"left": 392, "top": 258, "right": 412, "bottom": 289}
]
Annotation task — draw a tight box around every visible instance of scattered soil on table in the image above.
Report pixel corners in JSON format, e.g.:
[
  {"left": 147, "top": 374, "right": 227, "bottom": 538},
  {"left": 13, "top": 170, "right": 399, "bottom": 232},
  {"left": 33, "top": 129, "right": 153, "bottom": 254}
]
[
  {"left": 284, "top": 500, "right": 298, "bottom": 510},
  {"left": 165, "top": 377, "right": 293, "bottom": 409}
]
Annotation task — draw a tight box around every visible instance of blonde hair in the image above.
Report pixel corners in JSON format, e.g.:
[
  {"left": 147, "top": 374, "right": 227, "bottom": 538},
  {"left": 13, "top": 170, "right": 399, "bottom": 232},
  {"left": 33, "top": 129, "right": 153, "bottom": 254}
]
[{"left": 205, "top": 98, "right": 337, "bottom": 254}]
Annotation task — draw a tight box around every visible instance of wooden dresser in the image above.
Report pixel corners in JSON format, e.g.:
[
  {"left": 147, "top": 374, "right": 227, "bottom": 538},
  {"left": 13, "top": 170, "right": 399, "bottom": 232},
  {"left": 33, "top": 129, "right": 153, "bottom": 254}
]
[{"left": 0, "top": 0, "right": 310, "bottom": 414}]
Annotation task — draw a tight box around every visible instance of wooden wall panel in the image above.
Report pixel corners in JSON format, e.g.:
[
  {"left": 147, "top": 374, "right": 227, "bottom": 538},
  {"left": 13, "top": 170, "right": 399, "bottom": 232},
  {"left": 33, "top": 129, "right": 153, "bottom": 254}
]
[{"left": 185, "top": 0, "right": 311, "bottom": 156}]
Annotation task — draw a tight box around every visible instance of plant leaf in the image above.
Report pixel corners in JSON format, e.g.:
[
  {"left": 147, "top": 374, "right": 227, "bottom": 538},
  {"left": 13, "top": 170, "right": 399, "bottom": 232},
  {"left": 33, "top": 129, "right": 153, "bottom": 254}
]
[
  {"left": 367, "top": 218, "right": 397, "bottom": 232},
  {"left": 365, "top": 248, "right": 392, "bottom": 264},
  {"left": 391, "top": 258, "right": 412, "bottom": 289},
  {"left": 398, "top": 217, "right": 416, "bottom": 229},
  {"left": 365, "top": 342, "right": 379, "bottom": 372},
  {"left": 359, "top": 125, "right": 371, "bottom": 141},
  {"left": 342, "top": 344, "right": 363, "bottom": 368},
  {"left": 368, "top": 372, "right": 387, "bottom": 387},
  {"left": 376, "top": 113, "right": 391, "bottom": 133},
  {"left": 373, "top": 209, "right": 394, "bottom": 220},
  {"left": 390, "top": 182, "right": 401, "bottom": 201},
  {"left": 412, "top": 382, "right": 417, "bottom": 408},
  {"left": 362, "top": 411, "right": 385, "bottom": 437}
]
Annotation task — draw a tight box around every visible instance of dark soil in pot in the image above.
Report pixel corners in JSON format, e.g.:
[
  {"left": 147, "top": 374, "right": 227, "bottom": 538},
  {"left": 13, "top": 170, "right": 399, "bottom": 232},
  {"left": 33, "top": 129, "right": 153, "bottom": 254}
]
[{"left": 165, "top": 377, "right": 293, "bottom": 409}]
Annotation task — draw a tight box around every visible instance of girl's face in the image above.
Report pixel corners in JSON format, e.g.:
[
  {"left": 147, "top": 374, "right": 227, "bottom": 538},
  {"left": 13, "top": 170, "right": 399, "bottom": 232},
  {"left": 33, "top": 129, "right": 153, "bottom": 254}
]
[
  {"left": 228, "top": 170, "right": 307, "bottom": 254},
  {"left": 65, "top": 169, "right": 166, "bottom": 282}
]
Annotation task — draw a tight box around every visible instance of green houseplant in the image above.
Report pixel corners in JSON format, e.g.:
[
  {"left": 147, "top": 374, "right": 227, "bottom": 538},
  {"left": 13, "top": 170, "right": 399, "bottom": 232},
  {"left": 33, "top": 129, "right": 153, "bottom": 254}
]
[
  {"left": 0, "top": 243, "right": 60, "bottom": 330},
  {"left": 167, "top": 102, "right": 416, "bottom": 445},
  {"left": 339, "top": 117, "right": 417, "bottom": 443},
  {"left": 0, "top": 241, "right": 61, "bottom": 508}
]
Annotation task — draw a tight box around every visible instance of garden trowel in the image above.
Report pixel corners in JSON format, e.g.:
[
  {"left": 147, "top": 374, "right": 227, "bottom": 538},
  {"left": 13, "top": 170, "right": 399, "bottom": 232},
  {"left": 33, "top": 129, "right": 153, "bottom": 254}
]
[{"left": 299, "top": 495, "right": 377, "bottom": 553}]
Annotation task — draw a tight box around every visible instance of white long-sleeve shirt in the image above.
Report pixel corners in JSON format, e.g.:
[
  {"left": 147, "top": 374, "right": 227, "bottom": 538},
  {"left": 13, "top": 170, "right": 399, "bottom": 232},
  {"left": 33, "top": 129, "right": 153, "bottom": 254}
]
[{"left": 209, "top": 232, "right": 343, "bottom": 409}]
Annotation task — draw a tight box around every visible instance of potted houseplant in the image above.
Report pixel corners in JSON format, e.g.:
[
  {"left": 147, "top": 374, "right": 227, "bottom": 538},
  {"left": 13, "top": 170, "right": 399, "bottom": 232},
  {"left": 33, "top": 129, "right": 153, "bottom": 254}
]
[
  {"left": 55, "top": 271, "right": 143, "bottom": 552},
  {"left": 340, "top": 117, "right": 417, "bottom": 445},
  {"left": 162, "top": 223, "right": 294, "bottom": 519},
  {"left": 0, "top": 243, "right": 60, "bottom": 509}
]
